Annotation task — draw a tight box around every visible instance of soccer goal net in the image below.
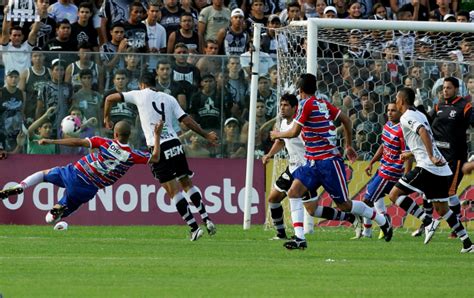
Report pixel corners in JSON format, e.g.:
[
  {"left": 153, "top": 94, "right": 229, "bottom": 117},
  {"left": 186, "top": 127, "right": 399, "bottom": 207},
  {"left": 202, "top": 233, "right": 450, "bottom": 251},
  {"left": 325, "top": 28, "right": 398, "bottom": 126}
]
[{"left": 268, "top": 18, "right": 474, "bottom": 233}]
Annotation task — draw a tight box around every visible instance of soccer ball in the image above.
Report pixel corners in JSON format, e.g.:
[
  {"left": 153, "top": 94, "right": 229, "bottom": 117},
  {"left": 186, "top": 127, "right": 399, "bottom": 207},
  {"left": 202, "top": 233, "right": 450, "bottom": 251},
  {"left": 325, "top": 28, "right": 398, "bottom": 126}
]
[{"left": 61, "top": 115, "right": 82, "bottom": 136}]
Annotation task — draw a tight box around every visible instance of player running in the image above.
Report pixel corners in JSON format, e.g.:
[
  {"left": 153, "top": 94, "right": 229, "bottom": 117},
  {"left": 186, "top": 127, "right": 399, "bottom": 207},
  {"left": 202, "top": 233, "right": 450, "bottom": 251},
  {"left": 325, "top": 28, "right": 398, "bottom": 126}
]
[
  {"left": 388, "top": 87, "right": 473, "bottom": 253},
  {"left": 270, "top": 73, "right": 392, "bottom": 250},
  {"left": 263, "top": 93, "right": 358, "bottom": 240},
  {"left": 104, "top": 73, "right": 218, "bottom": 241},
  {"left": 354, "top": 102, "right": 410, "bottom": 239},
  {"left": 0, "top": 121, "right": 163, "bottom": 225}
]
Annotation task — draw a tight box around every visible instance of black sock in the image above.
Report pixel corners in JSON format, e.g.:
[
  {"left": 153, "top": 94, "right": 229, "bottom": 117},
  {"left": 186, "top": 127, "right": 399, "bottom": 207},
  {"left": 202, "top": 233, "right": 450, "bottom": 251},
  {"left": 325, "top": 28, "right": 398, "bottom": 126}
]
[
  {"left": 449, "top": 203, "right": 461, "bottom": 219},
  {"left": 269, "top": 203, "right": 286, "bottom": 236},
  {"left": 174, "top": 195, "right": 199, "bottom": 231},
  {"left": 396, "top": 196, "right": 429, "bottom": 222},
  {"left": 444, "top": 210, "right": 472, "bottom": 249},
  {"left": 187, "top": 187, "right": 209, "bottom": 222},
  {"left": 423, "top": 200, "right": 433, "bottom": 219}
]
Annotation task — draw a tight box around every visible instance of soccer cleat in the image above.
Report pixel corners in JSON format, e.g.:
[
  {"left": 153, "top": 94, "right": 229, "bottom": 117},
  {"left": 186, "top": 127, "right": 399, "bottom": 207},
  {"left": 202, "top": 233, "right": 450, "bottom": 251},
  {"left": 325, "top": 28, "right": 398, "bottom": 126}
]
[
  {"left": 0, "top": 186, "right": 24, "bottom": 200},
  {"left": 411, "top": 222, "right": 425, "bottom": 237},
  {"left": 45, "top": 204, "right": 67, "bottom": 224},
  {"left": 351, "top": 215, "right": 363, "bottom": 239},
  {"left": 424, "top": 219, "right": 440, "bottom": 244},
  {"left": 460, "top": 245, "right": 474, "bottom": 253},
  {"left": 205, "top": 219, "right": 216, "bottom": 236},
  {"left": 283, "top": 237, "right": 307, "bottom": 250},
  {"left": 380, "top": 214, "right": 393, "bottom": 242},
  {"left": 190, "top": 227, "right": 203, "bottom": 241},
  {"left": 378, "top": 230, "right": 385, "bottom": 240}
]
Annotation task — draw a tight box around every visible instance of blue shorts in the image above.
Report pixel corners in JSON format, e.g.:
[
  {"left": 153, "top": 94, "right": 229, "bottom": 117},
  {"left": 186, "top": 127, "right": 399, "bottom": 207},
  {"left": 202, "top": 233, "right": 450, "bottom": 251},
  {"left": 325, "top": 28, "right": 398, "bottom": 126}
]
[
  {"left": 364, "top": 174, "right": 396, "bottom": 203},
  {"left": 292, "top": 157, "right": 349, "bottom": 204},
  {"left": 44, "top": 164, "right": 98, "bottom": 218}
]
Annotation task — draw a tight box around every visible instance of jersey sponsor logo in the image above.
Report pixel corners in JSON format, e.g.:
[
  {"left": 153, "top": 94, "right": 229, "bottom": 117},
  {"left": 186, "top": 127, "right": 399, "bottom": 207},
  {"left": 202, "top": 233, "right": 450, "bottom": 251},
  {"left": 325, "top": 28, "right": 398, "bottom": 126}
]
[
  {"left": 164, "top": 145, "right": 184, "bottom": 159},
  {"left": 449, "top": 110, "right": 456, "bottom": 118}
]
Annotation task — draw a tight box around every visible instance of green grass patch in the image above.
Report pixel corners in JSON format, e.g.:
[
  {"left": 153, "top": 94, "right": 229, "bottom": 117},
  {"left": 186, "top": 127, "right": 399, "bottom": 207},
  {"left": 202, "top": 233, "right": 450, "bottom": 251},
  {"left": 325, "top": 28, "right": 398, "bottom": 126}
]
[{"left": 0, "top": 225, "right": 472, "bottom": 297}]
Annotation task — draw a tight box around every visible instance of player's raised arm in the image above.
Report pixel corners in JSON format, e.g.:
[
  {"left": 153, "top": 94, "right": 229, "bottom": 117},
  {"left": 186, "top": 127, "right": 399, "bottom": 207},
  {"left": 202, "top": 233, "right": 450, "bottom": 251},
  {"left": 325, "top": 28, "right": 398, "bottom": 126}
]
[
  {"left": 38, "top": 138, "right": 90, "bottom": 148},
  {"left": 149, "top": 121, "right": 164, "bottom": 163},
  {"left": 181, "top": 115, "right": 218, "bottom": 145},
  {"left": 103, "top": 92, "right": 124, "bottom": 129}
]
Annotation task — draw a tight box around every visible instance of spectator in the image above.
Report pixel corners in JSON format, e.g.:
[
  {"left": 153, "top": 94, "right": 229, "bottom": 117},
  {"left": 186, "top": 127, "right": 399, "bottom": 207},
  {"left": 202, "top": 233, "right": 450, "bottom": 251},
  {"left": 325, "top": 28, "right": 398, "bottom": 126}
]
[
  {"left": 65, "top": 42, "right": 103, "bottom": 93},
  {"left": 36, "top": 59, "right": 74, "bottom": 137},
  {"left": 48, "top": 0, "right": 78, "bottom": 23},
  {"left": 102, "top": 69, "right": 136, "bottom": 124},
  {"left": 1, "top": 7, "right": 40, "bottom": 76},
  {"left": 144, "top": 2, "right": 167, "bottom": 60},
  {"left": 18, "top": 48, "right": 51, "bottom": 125},
  {"left": 226, "top": 57, "right": 249, "bottom": 109},
  {"left": 215, "top": 71, "right": 235, "bottom": 119},
  {"left": 334, "top": 0, "right": 348, "bottom": 18},
  {"left": 172, "top": 43, "right": 201, "bottom": 87},
  {"left": 71, "top": 2, "right": 99, "bottom": 52},
  {"left": 345, "top": 0, "right": 365, "bottom": 19},
  {"left": 370, "top": 2, "right": 389, "bottom": 20},
  {"left": 124, "top": 1, "right": 148, "bottom": 52},
  {"left": 42, "top": 19, "right": 78, "bottom": 65},
  {"left": 98, "top": 0, "right": 132, "bottom": 44},
  {"left": 198, "top": 0, "right": 231, "bottom": 51},
  {"left": 245, "top": 0, "right": 267, "bottom": 35},
  {"left": 26, "top": 106, "right": 57, "bottom": 154},
  {"left": 221, "top": 117, "right": 245, "bottom": 158},
  {"left": 431, "top": 63, "right": 468, "bottom": 100},
  {"left": 180, "top": 0, "right": 200, "bottom": 25},
  {"left": 280, "top": 1, "right": 304, "bottom": 25},
  {"left": 268, "top": 64, "right": 278, "bottom": 92},
  {"left": 0, "top": 70, "right": 25, "bottom": 152},
  {"left": 351, "top": 91, "right": 383, "bottom": 133},
  {"left": 155, "top": 59, "right": 190, "bottom": 110},
  {"left": 100, "top": 22, "right": 128, "bottom": 90},
  {"left": 261, "top": 14, "right": 288, "bottom": 59},
  {"left": 160, "top": 0, "right": 186, "bottom": 38},
  {"left": 216, "top": 8, "right": 249, "bottom": 56},
  {"left": 123, "top": 48, "right": 145, "bottom": 90},
  {"left": 71, "top": 69, "right": 103, "bottom": 132},
  {"left": 456, "top": 10, "right": 470, "bottom": 22},
  {"left": 257, "top": 76, "right": 277, "bottom": 119},
  {"left": 314, "top": 0, "right": 326, "bottom": 18},
  {"left": 431, "top": 0, "right": 455, "bottom": 22},
  {"left": 195, "top": 39, "right": 222, "bottom": 77},
  {"left": 167, "top": 12, "right": 200, "bottom": 54},
  {"left": 189, "top": 74, "right": 222, "bottom": 130},
  {"left": 19, "top": 0, "right": 56, "bottom": 48}
]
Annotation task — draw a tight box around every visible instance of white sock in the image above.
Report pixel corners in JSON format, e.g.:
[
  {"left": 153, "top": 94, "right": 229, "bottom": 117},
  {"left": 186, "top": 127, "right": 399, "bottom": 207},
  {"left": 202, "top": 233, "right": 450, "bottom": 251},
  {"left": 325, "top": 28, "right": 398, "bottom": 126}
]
[
  {"left": 19, "top": 171, "right": 44, "bottom": 189},
  {"left": 351, "top": 201, "right": 386, "bottom": 226},
  {"left": 289, "top": 198, "right": 305, "bottom": 239},
  {"left": 374, "top": 198, "right": 387, "bottom": 214},
  {"left": 304, "top": 208, "right": 314, "bottom": 234}
]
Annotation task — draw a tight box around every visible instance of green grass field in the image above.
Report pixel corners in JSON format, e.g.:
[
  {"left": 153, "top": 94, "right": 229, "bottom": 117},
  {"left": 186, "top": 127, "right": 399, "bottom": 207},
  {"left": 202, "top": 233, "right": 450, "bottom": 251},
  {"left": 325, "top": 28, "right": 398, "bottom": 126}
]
[{"left": 0, "top": 225, "right": 473, "bottom": 297}]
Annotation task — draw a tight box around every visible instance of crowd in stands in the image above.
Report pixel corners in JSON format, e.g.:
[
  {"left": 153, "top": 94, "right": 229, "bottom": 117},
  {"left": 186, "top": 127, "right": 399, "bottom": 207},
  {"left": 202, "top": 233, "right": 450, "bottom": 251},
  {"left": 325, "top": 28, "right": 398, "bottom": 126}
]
[{"left": 0, "top": 0, "right": 473, "bottom": 160}]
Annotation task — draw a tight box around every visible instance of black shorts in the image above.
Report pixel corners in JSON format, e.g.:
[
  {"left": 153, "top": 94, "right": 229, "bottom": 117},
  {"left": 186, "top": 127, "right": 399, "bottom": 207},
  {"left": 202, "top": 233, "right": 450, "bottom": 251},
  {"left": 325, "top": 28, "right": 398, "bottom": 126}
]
[
  {"left": 395, "top": 167, "right": 450, "bottom": 202},
  {"left": 149, "top": 139, "right": 193, "bottom": 183},
  {"left": 447, "top": 160, "right": 464, "bottom": 196},
  {"left": 274, "top": 166, "right": 318, "bottom": 202}
]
